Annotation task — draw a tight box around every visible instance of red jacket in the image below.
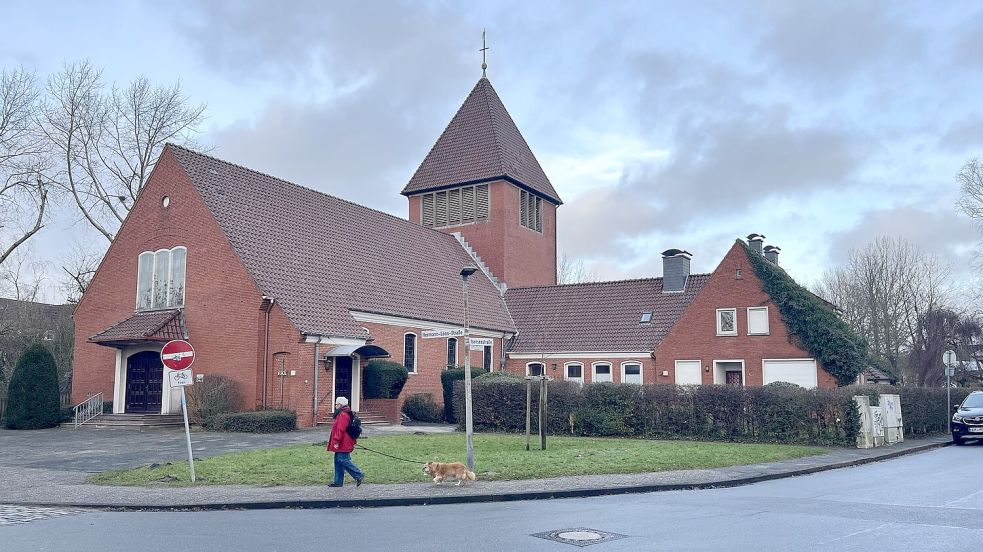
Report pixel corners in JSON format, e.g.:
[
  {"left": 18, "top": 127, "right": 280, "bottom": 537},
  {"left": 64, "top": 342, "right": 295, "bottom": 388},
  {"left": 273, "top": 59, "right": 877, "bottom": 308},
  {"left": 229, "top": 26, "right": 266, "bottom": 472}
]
[{"left": 328, "top": 407, "right": 357, "bottom": 453}]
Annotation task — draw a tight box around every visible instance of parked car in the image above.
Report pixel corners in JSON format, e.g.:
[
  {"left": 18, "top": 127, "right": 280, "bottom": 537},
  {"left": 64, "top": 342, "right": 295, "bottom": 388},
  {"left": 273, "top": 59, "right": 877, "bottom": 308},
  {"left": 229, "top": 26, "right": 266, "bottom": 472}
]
[{"left": 951, "top": 391, "right": 983, "bottom": 445}]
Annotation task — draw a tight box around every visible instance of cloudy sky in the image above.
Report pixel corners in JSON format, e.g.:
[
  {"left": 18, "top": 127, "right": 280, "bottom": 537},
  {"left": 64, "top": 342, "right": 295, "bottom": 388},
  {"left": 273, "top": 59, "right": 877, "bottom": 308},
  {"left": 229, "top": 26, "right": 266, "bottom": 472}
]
[{"left": 4, "top": 0, "right": 983, "bottom": 301}]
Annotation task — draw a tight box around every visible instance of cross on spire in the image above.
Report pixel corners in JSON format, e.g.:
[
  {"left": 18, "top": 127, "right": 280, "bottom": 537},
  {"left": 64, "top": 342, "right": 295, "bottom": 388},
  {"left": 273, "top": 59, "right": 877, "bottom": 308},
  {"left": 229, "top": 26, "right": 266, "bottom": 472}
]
[{"left": 480, "top": 29, "right": 489, "bottom": 78}]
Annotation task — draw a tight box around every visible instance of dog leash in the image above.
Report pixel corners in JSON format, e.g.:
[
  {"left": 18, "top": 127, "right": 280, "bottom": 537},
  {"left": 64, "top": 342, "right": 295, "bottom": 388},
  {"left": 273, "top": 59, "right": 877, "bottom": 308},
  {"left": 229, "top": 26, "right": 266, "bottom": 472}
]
[{"left": 355, "top": 444, "right": 427, "bottom": 465}]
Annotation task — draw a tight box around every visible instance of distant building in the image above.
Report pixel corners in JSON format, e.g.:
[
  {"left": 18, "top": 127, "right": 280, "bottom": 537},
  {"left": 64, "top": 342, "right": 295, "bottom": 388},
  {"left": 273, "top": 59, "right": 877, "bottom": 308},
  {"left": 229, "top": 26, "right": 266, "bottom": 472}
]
[{"left": 0, "top": 298, "right": 74, "bottom": 393}]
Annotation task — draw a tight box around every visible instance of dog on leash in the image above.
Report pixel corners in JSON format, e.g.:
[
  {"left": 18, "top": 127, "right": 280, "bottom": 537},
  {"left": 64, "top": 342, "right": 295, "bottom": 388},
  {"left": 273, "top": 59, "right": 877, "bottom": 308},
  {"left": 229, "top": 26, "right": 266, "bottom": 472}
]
[{"left": 423, "top": 461, "right": 477, "bottom": 486}]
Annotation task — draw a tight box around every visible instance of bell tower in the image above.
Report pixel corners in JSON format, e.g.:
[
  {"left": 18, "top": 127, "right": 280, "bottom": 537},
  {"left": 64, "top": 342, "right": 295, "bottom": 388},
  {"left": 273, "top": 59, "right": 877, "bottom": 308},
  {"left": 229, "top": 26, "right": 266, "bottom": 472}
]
[{"left": 401, "top": 77, "right": 562, "bottom": 289}]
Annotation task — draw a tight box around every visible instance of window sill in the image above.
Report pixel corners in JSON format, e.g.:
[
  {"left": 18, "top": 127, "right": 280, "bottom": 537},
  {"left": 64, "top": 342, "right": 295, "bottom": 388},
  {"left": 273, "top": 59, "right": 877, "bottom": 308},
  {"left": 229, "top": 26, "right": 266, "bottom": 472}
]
[{"left": 716, "top": 332, "right": 738, "bottom": 337}]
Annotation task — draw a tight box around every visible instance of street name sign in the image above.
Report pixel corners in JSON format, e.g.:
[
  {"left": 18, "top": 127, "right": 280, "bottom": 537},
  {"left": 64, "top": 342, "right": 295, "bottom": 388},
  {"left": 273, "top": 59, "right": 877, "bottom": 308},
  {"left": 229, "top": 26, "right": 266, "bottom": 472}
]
[
  {"left": 468, "top": 337, "right": 494, "bottom": 350},
  {"left": 422, "top": 328, "right": 466, "bottom": 339}
]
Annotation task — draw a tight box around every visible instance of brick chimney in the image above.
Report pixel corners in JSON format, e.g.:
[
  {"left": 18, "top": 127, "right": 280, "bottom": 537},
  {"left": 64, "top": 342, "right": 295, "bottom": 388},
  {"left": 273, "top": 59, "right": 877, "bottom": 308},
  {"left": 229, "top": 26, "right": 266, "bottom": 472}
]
[
  {"left": 747, "top": 233, "right": 765, "bottom": 254},
  {"left": 661, "top": 249, "right": 692, "bottom": 293},
  {"left": 764, "top": 245, "right": 781, "bottom": 265}
]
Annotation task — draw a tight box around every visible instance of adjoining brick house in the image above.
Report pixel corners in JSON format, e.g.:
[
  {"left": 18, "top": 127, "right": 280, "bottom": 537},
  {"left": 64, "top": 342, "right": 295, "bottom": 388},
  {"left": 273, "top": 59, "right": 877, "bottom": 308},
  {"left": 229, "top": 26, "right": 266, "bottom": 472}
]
[{"left": 72, "top": 75, "right": 839, "bottom": 426}]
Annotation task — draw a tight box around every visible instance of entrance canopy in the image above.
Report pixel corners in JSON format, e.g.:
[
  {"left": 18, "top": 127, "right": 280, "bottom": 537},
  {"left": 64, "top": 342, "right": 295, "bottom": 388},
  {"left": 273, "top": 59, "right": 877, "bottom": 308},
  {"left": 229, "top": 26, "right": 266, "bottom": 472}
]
[
  {"left": 323, "top": 344, "right": 390, "bottom": 358},
  {"left": 89, "top": 310, "right": 187, "bottom": 348}
]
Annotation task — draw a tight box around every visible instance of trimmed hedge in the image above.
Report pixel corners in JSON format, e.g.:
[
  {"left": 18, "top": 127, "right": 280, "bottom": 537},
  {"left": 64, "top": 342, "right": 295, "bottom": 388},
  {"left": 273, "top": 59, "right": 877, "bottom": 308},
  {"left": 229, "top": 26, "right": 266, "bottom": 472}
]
[
  {"left": 455, "top": 380, "right": 862, "bottom": 446},
  {"left": 363, "top": 360, "right": 409, "bottom": 399},
  {"left": 4, "top": 344, "right": 61, "bottom": 430},
  {"left": 204, "top": 409, "right": 297, "bottom": 433},
  {"left": 441, "top": 366, "right": 487, "bottom": 423},
  {"left": 401, "top": 393, "right": 444, "bottom": 423}
]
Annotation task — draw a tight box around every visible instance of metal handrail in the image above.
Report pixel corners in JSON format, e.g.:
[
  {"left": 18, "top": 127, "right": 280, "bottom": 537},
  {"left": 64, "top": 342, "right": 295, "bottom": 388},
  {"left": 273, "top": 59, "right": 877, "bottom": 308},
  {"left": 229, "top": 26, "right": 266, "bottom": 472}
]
[{"left": 73, "top": 392, "right": 104, "bottom": 428}]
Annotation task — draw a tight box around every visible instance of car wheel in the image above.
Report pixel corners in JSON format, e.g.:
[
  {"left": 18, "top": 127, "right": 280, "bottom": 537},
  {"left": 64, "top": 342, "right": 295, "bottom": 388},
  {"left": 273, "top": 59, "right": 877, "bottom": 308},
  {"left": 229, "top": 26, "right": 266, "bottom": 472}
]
[{"left": 953, "top": 434, "right": 965, "bottom": 446}]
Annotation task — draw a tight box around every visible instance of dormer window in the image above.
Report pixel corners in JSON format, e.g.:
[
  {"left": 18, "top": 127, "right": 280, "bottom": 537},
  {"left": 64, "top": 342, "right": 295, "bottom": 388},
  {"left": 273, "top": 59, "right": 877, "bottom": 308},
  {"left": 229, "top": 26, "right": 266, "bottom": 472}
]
[
  {"left": 136, "top": 247, "right": 187, "bottom": 311},
  {"left": 640, "top": 312, "right": 652, "bottom": 324}
]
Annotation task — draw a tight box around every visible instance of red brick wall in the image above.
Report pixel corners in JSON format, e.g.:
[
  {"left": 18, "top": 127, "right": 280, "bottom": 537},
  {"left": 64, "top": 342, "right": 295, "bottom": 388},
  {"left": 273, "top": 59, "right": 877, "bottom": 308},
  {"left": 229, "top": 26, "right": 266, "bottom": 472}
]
[
  {"left": 72, "top": 148, "right": 327, "bottom": 422},
  {"left": 654, "top": 242, "right": 837, "bottom": 389},
  {"left": 406, "top": 180, "right": 557, "bottom": 288},
  {"left": 504, "top": 356, "right": 654, "bottom": 384}
]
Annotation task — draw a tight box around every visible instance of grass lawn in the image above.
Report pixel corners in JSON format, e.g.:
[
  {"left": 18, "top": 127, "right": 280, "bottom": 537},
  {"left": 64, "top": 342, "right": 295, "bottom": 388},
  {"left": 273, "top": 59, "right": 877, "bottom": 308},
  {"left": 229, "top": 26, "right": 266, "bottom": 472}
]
[{"left": 88, "top": 433, "right": 828, "bottom": 487}]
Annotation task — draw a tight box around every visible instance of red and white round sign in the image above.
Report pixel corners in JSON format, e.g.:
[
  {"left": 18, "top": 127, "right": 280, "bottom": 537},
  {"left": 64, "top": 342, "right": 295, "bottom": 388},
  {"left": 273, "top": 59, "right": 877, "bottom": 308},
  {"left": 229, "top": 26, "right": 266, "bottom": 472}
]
[{"left": 161, "top": 340, "right": 196, "bottom": 370}]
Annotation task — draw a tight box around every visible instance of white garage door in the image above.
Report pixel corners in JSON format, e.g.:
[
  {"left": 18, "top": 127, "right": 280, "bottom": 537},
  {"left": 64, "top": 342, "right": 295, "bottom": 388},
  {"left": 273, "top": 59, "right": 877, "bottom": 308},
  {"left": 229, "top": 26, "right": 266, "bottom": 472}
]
[
  {"left": 675, "top": 360, "right": 702, "bottom": 385},
  {"left": 762, "top": 359, "right": 818, "bottom": 388}
]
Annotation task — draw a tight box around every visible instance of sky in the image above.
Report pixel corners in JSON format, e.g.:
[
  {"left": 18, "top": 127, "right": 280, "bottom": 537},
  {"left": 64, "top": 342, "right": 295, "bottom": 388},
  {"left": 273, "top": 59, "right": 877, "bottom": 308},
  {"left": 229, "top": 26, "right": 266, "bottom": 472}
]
[{"left": 3, "top": 0, "right": 983, "bottom": 303}]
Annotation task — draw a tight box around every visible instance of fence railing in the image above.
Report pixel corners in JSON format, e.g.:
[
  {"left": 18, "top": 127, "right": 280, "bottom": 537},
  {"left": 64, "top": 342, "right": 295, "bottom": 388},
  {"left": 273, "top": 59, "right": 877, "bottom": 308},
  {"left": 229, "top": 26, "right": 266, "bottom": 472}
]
[{"left": 73, "top": 392, "right": 103, "bottom": 428}]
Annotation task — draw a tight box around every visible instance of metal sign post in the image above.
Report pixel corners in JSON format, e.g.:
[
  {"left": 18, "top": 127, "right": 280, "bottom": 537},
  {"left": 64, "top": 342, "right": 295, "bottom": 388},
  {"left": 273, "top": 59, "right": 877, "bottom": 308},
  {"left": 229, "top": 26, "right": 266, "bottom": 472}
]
[
  {"left": 162, "top": 340, "right": 197, "bottom": 484},
  {"left": 943, "top": 349, "right": 957, "bottom": 427}
]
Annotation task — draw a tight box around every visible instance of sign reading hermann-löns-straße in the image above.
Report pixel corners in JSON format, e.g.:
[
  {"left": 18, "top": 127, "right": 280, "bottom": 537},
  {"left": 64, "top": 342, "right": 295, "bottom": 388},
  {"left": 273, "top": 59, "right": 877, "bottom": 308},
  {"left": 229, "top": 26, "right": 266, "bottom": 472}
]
[{"left": 422, "top": 328, "right": 466, "bottom": 338}]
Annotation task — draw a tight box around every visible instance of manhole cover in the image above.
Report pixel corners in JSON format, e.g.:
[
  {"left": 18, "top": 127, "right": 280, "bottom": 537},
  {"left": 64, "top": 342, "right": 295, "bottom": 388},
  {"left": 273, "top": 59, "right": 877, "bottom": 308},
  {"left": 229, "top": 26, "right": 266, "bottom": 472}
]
[{"left": 532, "top": 527, "right": 628, "bottom": 547}]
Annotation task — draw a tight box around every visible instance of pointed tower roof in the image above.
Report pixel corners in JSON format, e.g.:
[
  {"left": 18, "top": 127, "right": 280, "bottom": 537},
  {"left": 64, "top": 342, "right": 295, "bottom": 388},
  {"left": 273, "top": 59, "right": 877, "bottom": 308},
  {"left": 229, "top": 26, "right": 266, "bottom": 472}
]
[{"left": 401, "top": 78, "right": 562, "bottom": 205}]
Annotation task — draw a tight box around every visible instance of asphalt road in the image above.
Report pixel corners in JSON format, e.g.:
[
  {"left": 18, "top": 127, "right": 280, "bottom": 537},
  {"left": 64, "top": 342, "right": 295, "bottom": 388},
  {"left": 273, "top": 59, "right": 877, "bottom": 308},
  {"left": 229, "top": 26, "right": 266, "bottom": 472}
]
[{"left": 2, "top": 443, "right": 981, "bottom": 551}]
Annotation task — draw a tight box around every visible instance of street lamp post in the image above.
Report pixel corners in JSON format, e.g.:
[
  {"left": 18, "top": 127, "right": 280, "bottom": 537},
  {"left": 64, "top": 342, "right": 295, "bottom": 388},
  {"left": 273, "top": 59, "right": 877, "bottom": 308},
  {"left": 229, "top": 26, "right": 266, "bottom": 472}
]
[{"left": 461, "top": 266, "right": 478, "bottom": 471}]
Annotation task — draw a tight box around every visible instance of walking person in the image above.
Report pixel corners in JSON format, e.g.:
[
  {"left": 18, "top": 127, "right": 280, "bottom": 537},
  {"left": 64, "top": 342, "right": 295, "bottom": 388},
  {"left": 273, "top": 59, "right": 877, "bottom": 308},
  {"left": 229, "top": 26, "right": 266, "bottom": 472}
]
[{"left": 328, "top": 396, "right": 364, "bottom": 488}]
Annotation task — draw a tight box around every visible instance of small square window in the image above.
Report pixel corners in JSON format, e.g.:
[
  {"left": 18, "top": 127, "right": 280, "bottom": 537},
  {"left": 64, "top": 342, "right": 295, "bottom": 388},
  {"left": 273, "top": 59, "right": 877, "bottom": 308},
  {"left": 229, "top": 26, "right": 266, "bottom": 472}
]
[
  {"left": 716, "top": 308, "right": 737, "bottom": 336},
  {"left": 640, "top": 312, "right": 652, "bottom": 323},
  {"left": 747, "top": 307, "right": 769, "bottom": 335}
]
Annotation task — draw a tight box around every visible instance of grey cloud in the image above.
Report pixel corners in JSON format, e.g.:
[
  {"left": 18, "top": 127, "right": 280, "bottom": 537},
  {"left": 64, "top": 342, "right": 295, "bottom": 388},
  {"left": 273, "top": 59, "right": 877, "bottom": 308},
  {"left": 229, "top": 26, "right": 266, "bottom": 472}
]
[
  {"left": 953, "top": 12, "right": 983, "bottom": 71},
  {"left": 941, "top": 115, "right": 983, "bottom": 152}
]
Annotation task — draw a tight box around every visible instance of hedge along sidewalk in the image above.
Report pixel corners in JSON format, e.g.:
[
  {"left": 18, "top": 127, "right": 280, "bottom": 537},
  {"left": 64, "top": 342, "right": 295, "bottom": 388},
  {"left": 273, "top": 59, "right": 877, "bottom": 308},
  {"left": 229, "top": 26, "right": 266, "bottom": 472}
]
[{"left": 87, "top": 433, "right": 827, "bottom": 487}]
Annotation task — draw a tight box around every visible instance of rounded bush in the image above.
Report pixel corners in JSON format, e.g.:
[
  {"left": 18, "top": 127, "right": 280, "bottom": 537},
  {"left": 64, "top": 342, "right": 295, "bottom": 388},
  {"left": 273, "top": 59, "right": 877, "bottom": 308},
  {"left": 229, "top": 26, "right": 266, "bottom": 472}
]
[
  {"left": 401, "top": 393, "right": 443, "bottom": 423},
  {"left": 185, "top": 374, "right": 242, "bottom": 425},
  {"left": 363, "top": 360, "right": 409, "bottom": 399},
  {"left": 4, "top": 344, "right": 61, "bottom": 430}
]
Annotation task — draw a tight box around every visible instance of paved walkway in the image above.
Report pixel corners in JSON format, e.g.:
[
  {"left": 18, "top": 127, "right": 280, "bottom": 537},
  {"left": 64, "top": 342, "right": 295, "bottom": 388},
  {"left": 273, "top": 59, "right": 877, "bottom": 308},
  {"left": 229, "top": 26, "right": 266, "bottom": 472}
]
[{"left": 0, "top": 424, "right": 951, "bottom": 510}]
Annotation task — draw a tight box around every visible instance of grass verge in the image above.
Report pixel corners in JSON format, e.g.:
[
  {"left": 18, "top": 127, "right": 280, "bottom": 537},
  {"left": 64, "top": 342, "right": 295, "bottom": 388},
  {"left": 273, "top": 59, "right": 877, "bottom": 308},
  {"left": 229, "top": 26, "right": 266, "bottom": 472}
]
[{"left": 88, "top": 433, "right": 827, "bottom": 487}]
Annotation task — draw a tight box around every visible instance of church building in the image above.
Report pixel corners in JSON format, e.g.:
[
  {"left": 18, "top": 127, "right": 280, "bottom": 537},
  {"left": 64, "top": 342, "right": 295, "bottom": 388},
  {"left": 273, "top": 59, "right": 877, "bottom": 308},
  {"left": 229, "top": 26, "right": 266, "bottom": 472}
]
[{"left": 72, "top": 75, "right": 838, "bottom": 426}]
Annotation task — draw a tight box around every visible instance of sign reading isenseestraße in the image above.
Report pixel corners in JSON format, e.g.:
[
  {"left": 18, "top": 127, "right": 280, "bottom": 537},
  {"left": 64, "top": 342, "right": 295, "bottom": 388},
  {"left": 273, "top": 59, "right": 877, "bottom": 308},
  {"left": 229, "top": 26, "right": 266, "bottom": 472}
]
[
  {"left": 468, "top": 337, "right": 494, "bottom": 350},
  {"left": 422, "top": 328, "right": 466, "bottom": 338}
]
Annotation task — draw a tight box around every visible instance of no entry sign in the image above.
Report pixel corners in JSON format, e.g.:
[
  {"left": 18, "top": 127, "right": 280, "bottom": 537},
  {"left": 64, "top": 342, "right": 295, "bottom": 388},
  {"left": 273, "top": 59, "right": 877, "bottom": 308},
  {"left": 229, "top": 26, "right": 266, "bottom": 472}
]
[{"left": 161, "top": 340, "right": 196, "bottom": 370}]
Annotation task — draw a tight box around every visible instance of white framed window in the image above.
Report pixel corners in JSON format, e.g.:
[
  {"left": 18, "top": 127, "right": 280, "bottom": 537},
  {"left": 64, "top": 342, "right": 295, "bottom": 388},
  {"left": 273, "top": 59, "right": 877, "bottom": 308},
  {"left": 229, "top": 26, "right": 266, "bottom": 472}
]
[
  {"left": 446, "top": 337, "right": 457, "bottom": 368},
  {"left": 136, "top": 246, "right": 187, "bottom": 311},
  {"left": 403, "top": 333, "right": 417, "bottom": 373},
  {"left": 674, "top": 360, "right": 702, "bottom": 385},
  {"left": 592, "top": 362, "right": 613, "bottom": 383},
  {"left": 483, "top": 344, "right": 493, "bottom": 371},
  {"left": 747, "top": 307, "right": 769, "bottom": 335},
  {"left": 526, "top": 362, "right": 545, "bottom": 377},
  {"left": 716, "top": 308, "right": 737, "bottom": 336},
  {"left": 621, "top": 362, "right": 643, "bottom": 384},
  {"left": 564, "top": 362, "right": 584, "bottom": 385}
]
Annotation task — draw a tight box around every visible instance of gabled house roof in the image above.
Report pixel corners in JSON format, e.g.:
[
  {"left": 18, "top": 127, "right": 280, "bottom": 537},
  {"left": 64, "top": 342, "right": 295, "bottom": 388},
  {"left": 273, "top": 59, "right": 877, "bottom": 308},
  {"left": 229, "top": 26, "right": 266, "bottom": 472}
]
[
  {"left": 400, "top": 78, "right": 562, "bottom": 205},
  {"left": 168, "top": 145, "right": 516, "bottom": 339},
  {"left": 504, "top": 274, "right": 711, "bottom": 353}
]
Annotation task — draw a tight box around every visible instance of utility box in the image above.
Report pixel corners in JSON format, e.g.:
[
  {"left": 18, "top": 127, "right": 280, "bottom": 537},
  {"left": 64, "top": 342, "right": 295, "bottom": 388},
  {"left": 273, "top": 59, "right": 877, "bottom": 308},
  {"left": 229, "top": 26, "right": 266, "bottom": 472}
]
[
  {"left": 870, "top": 404, "right": 885, "bottom": 447},
  {"left": 881, "top": 394, "right": 904, "bottom": 444},
  {"left": 854, "top": 395, "right": 874, "bottom": 449}
]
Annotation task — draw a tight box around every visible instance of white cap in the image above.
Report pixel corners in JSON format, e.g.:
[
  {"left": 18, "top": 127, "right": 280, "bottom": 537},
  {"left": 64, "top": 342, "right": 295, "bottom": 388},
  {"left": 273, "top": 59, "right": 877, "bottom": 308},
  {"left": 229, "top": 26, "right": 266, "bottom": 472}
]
[{"left": 335, "top": 396, "right": 349, "bottom": 406}]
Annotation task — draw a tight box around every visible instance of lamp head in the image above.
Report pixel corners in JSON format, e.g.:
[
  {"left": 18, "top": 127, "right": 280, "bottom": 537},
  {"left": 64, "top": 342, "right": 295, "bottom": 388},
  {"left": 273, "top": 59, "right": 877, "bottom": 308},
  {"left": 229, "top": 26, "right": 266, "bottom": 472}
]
[{"left": 460, "top": 266, "right": 478, "bottom": 280}]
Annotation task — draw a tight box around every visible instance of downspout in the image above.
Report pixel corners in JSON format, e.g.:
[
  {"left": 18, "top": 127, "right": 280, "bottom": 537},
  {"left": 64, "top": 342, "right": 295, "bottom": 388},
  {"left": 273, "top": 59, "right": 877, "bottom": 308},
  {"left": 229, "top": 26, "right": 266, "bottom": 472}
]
[
  {"left": 313, "top": 341, "right": 320, "bottom": 428},
  {"left": 262, "top": 296, "right": 275, "bottom": 409}
]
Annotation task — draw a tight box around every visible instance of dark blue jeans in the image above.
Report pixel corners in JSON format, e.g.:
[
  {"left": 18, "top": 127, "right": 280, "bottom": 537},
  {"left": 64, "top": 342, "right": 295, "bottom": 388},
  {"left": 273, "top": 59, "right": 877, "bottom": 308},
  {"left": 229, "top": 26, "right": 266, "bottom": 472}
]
[{"left": 332, "top": 452, "right": 364, "bottom": 486}]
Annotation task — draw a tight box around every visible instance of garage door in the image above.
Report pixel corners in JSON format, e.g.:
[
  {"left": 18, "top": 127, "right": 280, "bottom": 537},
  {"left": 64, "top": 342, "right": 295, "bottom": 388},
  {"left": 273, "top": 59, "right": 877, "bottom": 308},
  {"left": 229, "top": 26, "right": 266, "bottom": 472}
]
[
  {"left": 675, "top": 360, "right": 702, "bottom": 385},
  {"left": 762, "top": 359, "right": 817, "bottom": 388}
]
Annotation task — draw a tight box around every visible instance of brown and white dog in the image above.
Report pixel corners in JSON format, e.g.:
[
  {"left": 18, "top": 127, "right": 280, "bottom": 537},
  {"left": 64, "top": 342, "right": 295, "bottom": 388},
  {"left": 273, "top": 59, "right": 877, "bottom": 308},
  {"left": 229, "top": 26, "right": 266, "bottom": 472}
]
[{"left": 423, "top": 461, "right": 477, "bottom": 486}]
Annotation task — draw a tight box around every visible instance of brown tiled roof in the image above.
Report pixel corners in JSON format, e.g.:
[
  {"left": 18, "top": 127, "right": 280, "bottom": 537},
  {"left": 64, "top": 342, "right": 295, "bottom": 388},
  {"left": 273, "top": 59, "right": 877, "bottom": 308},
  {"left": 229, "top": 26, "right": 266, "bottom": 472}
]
[
  {"left": 89, "top": 310, "right": 187, "bottom": 345},
  {"left": 168, "top": 145, "right": 516, "bottom": 339},
  {"left": 504, "top": 274, "right": 711, "bottom": 353},
  {"left": 401, "top": 78, "right": 562, "bottom": 205}
]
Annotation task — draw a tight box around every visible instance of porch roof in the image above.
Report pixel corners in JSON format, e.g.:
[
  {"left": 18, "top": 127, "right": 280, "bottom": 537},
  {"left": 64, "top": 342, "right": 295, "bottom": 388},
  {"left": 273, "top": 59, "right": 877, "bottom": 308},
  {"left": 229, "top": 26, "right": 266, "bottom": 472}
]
[
  {"left": 323, "top": 344, "right": 390, "bottom": 358},
  {"left": 89, "top": 310, "right": 188, "bottom": 348}
]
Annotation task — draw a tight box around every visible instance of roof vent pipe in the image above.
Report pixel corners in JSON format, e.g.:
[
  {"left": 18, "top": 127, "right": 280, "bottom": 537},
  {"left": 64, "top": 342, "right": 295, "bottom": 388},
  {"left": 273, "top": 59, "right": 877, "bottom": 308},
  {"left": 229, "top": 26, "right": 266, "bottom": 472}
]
[
  {"left": 764, "top": 245, "right": 781, "bottom": 265},
  {"left": 661, "top": 249, "right": 692, "bottom": 293},
  {"left": 747, "top": 234, "right": 765, "bottom": 255}
]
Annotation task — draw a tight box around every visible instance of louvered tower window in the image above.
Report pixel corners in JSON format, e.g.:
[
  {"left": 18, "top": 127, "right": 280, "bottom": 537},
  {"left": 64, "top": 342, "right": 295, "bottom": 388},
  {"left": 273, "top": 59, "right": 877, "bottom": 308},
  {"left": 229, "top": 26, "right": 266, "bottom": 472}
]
[
  {"left": 420, "top": 184, "right": 490, "bottom": 228},
  {"left": 519, "top": 190, "right": 542, "bottom": 232}
]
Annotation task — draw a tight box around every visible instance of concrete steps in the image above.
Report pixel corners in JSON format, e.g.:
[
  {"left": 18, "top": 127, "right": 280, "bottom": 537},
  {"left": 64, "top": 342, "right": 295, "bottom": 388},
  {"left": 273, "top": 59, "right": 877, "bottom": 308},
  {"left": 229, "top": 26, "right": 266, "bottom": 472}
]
[
  {"left": 68, "top": 413, "right": 185, "bottom": 429},
  {"left": 316, "top": 409, "right": 390, "bottom": 426}
]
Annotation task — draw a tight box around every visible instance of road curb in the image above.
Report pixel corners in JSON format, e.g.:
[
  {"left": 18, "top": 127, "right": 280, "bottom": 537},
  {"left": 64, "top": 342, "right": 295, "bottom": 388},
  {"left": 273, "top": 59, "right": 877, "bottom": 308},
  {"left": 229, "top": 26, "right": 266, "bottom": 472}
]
[{"left": 13, "top": 440, "right": 950, "bottom": 512}]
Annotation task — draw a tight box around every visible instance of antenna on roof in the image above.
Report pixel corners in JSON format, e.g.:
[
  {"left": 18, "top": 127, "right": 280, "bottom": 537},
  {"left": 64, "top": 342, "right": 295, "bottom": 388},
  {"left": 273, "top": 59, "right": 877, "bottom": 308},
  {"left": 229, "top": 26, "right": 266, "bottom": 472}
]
[{"left": 480, "top": 28, "right": 489, "bottom": 78}]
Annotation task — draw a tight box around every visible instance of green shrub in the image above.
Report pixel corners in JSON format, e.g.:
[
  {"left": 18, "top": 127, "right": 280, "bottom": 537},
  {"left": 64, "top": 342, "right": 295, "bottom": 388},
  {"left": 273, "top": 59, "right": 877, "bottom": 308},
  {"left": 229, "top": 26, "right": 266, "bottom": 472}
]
[
  {"left": 441, "top": 366, "right": 487, "bottom": 423},
  {"left": 456, "top": 378, "right": 581, "bottom": 433},
  {"left": 363, "top": 360, "right": 409, "bottom": 399},
  {"left": 204, "top": 409, "right": 297, "bottom": 433},
  {"left": 185, "top": 374, "right": 242, "bottom": 425},
  {"left": 401, "top": 393, "right": 444, "bottom": 423},
  {"left": 4, "top": 344, "right": 61, "bottom": 430},
  {"left": 102, "top": 400, "right": 114, "bottom": 414}
]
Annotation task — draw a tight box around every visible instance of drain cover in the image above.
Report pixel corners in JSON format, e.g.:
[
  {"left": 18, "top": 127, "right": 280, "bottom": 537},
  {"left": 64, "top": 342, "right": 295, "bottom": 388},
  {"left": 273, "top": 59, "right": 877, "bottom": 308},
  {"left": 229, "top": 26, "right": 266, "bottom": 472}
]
[{"left": 532, "top": 527, "right": 627, "bottom": 547}]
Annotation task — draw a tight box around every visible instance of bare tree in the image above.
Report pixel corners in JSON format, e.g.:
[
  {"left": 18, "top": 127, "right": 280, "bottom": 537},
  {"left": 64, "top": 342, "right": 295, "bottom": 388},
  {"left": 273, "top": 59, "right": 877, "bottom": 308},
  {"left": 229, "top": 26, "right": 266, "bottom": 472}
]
[
  {"left": 557, "top": 252, "right": 596, "bottom": 284},
  {"left": 0, "top": 67, "right": 49, "bottom": 266},
  {"left": 815, "top": 236, "right": 949, "bottom": 383},
  {"left": 39, "top": 61, "right": 205, "bottom": 242},
  {"left": 908, "top": 308, "right": 982, "bottom": 386},
  {"left": 60, "top": 241, "right": 100, "bottom": 304}
]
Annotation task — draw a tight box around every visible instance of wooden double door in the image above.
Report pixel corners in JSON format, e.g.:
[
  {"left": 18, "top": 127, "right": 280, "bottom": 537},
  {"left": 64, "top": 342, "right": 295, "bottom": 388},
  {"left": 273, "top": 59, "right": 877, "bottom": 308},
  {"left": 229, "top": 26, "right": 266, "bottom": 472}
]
[{"left": 125, "top": 351, "right": 164, "bottom": 413}]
